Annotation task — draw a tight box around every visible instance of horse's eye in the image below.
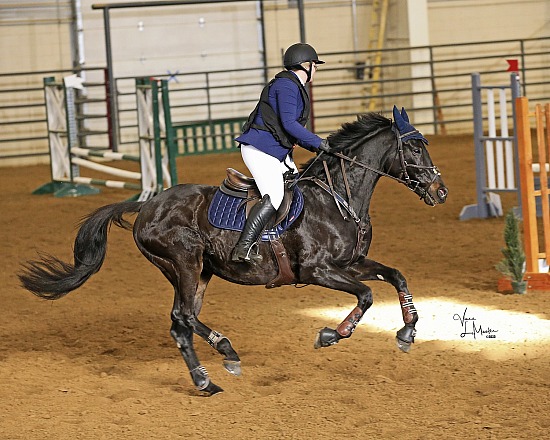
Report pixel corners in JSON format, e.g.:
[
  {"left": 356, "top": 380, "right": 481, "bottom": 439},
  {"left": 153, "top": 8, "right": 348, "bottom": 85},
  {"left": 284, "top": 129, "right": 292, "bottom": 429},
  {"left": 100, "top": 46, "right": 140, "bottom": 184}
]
[{"left": 412, "top": 147, "right": 421, "bottom": 155}]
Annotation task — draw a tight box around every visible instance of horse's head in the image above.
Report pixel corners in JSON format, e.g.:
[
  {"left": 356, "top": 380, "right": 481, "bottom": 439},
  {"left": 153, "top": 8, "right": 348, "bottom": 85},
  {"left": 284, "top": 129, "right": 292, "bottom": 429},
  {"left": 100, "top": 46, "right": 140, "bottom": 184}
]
[
  {"left": 386, "top": 106, "right": 448, "bottom": 206},
  {"left": 303, "top": 109, "right": 447, "bottom": 208}
]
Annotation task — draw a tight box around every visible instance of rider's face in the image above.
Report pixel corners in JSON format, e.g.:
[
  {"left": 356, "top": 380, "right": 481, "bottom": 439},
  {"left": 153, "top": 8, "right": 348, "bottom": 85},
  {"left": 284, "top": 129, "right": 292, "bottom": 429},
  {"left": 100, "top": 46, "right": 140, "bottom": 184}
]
[{"left": 306, "top": 62, "right": 318, "bottom": 82}]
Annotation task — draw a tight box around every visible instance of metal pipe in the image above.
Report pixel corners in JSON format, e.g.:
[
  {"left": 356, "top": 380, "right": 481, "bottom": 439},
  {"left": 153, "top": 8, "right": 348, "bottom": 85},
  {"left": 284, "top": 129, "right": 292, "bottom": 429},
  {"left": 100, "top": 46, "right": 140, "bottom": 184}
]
[
  {"left": 102, "top": 7, "right": 118, "bottom": 151},
  {"left": 70, "top": 0, "right": 85, "bottom": 70},
  {"left": 257, "top": 1, "right": 268, "bottom": 83},
  {"left": 351, "top": 0, "right": 358, "bottom": 55},
  {"left": 92, "top": 0, "right": 259, "bottom": 10},
  {"left": 297, "top": 0, "right": 306, "bottom": 43}
]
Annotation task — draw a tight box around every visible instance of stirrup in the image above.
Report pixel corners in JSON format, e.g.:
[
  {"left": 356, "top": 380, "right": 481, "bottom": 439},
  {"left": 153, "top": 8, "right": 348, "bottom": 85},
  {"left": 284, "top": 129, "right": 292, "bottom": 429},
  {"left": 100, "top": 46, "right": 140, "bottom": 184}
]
[
  {"left": 244, "top": 243, "right": 262, "bottom": 262},
  {"left": 232, "top": 242, "right": 262, "bottom": 263}
]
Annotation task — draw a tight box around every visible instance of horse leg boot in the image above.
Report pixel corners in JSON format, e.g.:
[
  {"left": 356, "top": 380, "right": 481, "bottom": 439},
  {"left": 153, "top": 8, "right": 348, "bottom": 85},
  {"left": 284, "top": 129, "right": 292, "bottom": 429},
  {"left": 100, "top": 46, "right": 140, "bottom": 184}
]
[
  {"left": 395, "top": 291, "right": 418, "bottom": 353},
  {"left": 231, "top": 194, "right": 276, "bottom": 263}
]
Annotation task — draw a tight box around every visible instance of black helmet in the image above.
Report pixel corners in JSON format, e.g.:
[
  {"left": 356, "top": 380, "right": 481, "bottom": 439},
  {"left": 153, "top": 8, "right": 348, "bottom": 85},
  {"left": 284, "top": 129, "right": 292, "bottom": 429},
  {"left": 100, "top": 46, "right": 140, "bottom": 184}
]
[{"left": 283, "top": 43, "right": 325, "bottom": 69}]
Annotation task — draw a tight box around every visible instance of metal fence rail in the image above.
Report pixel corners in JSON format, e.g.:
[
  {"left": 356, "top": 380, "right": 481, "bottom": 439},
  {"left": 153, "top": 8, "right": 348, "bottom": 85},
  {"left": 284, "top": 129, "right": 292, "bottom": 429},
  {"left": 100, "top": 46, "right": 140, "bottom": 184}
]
[
  {"left": 113, "top": 36, "right": 549, "bottom": 151},
  {"left": 1, "top": 36, "right": 549, "bottom": 162},
  {"left": 0, "top": 67, "right": 108, "bottom": 163}
]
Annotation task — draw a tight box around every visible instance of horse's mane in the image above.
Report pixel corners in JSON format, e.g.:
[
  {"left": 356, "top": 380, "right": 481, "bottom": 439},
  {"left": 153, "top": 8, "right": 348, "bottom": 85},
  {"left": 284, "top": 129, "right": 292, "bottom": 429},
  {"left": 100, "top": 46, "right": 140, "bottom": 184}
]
[{"left": 300, "top": 112, "right": 392, "bottom": 172}]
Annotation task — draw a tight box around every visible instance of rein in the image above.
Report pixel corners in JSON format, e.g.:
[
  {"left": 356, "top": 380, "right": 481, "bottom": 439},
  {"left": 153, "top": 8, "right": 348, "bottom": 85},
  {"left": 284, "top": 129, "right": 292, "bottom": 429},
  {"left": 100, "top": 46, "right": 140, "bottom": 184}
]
[
  {"left": 329, "top": 126, "right": 439, "bottom": 191},
  {"left": 322, "top": 125, "right": 441, "bottom": 209},
  {"left": 293, "top": 123, "right": 440, "bottom": 264}
]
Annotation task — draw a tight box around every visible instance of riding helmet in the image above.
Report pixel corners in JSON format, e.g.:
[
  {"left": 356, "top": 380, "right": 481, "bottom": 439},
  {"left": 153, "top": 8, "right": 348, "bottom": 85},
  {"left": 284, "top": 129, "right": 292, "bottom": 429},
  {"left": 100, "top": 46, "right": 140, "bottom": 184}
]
[{"left": 283, "top": 43, "right": 325, "bottom": 69}]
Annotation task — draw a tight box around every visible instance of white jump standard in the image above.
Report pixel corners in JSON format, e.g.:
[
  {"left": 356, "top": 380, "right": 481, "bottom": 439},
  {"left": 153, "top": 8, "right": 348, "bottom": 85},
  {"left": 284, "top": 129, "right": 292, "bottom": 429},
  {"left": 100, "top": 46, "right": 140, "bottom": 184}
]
[{"left": 34, "top": 76, "right": 177, "bottom": 200}]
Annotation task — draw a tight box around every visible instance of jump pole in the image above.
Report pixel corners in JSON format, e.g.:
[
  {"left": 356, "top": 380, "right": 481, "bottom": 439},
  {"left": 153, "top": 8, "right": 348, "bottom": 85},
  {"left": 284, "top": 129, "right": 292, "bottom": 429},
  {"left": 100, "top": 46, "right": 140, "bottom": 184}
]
[
  {"left": 459, "top": 72, "right": 521, "bottom": 220},
  {"left": 34, "top": 76, "right": 177, "bottom": 200}
]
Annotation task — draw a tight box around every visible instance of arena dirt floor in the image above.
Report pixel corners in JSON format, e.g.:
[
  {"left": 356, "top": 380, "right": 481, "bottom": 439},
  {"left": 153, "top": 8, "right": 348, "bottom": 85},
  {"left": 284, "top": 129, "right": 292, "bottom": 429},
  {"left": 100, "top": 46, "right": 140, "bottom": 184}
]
[{"left": 1, "top": 133, "right": 550, "bottom": 440}]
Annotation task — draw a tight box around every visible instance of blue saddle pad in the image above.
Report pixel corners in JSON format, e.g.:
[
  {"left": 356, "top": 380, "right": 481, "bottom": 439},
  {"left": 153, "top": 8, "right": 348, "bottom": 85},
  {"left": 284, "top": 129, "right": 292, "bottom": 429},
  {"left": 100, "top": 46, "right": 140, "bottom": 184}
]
[{"left": 207, "top": 187, "right": 304, "bottom": 241}]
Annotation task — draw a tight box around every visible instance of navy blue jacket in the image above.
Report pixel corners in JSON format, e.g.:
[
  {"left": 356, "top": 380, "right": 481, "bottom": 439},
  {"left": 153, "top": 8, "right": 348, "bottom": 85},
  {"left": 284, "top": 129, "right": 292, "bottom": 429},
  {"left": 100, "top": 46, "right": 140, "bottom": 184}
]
[{"left": 236, "top": 72, "right": 323, "bottom": 161}]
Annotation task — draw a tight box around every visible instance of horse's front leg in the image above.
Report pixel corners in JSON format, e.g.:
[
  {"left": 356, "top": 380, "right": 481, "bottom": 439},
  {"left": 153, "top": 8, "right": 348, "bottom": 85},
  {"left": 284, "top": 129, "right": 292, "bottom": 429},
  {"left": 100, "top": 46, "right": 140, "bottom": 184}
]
[
  {"left": 348, "top": 257, "right": 418, "bottom": 352},
  {"left": 309, "top": 267, "right": 373, "bottom": 349}
]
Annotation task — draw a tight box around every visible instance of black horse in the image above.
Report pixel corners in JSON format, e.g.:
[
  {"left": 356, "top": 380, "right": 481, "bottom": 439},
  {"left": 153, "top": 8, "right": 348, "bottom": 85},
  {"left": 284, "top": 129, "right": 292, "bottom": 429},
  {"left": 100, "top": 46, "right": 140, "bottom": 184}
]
[{"left": 19, "top": 107, "right": 447, "bottom": 396}]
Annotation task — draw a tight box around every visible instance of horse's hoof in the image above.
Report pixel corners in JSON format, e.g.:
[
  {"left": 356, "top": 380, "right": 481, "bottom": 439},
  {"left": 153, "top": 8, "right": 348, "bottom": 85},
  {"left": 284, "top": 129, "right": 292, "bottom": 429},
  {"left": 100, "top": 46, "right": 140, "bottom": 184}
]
[
  {"left": 314, "top": 327, "right": 341, "bottom": 349},
  {"left": 199, "top": 381, "right": 224, "bottom": 397},
  {"left": 313, "top": 332, "right": 322, "bottom": 349},
  {"left": 223, "top": 360, "right": 242, "bottom": 376},
  {"left": 396, "top": 325, "right": 416, "bottom": 348},
  {"left": 396, "top": 336, "right": 412, "bottom": 353}
]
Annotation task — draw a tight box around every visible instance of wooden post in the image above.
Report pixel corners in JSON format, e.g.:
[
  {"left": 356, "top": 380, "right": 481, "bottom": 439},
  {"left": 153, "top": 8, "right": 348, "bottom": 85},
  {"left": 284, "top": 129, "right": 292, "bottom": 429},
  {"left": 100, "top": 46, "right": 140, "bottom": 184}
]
[
  {"left": 516, "top": 97, "right": 539, "bottom": 273},
  {"left": 507, "top": 97, "right": 550, "bottom": 292},
  {"left": 540, "top": 104, "right": 550, "bottom": 262}
]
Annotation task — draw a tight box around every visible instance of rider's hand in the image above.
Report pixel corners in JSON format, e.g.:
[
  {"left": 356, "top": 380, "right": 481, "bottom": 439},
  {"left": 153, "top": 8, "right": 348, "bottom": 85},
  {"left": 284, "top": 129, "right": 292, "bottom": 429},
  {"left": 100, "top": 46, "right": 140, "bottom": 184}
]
[{"left": 317, "top": 139, "right": 331, "bottom": 154}]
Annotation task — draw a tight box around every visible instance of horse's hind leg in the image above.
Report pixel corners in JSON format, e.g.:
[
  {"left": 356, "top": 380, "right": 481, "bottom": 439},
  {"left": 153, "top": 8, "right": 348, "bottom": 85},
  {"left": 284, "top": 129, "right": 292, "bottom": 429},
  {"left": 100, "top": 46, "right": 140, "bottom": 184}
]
[
  {"left": 170, "top": 313, "right": 222, "bottom": 395},
  {"left": 154, "top": 252, "right": 221, "bottom": 395},
  {"left": 349, "top": 257, "right": 418, "bottom": 352},
  {"left": 190, "top": 271, "right": 242, "bottom": 376},
  {"left": 170, "top": 263, "right": 242, "bottom": 395},
  {"left": 170, "top": 296, "right": 223, "bottom": 395}
]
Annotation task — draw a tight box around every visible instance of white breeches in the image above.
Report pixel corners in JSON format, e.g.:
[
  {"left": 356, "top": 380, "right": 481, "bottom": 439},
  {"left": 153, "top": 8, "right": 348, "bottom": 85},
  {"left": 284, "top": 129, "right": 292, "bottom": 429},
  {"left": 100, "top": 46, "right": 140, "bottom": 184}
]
[{"left": 240, "top": 144, "right": 298, "bottom": 210}]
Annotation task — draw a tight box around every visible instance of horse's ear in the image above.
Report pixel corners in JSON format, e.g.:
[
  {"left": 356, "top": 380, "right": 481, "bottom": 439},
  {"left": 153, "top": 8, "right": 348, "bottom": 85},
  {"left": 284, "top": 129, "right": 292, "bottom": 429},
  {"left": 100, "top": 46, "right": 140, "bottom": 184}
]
[
  {"left": 392, "top": 105, "right": 401, "bottom": 122},
  {"left": 400, "top": 107, "right": 410, "bottom": 123},
  {"left": 393, "top": 105, "right": 410, "bottom": 135}
]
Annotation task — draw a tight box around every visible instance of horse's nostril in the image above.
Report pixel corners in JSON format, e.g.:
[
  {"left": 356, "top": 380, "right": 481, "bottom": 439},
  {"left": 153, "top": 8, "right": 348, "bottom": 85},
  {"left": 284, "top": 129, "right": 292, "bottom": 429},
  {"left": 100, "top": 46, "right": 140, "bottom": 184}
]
[{"left": 438, "top": 187, "right": 448, "bottom": 199}]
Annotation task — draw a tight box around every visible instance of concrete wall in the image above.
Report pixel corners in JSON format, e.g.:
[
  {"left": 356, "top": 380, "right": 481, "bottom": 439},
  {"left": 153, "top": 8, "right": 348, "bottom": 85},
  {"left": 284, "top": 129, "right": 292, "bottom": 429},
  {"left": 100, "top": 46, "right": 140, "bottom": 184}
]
[{"left": 429, "top": 0, "right": 550, "bottom": 44}]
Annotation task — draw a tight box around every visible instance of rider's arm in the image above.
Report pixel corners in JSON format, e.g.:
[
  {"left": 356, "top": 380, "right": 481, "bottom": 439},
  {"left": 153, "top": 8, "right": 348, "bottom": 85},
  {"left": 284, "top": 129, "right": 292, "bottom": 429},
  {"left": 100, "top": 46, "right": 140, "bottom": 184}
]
[{"left": 275, "top": 80, "right": 323, "bottom": 150}]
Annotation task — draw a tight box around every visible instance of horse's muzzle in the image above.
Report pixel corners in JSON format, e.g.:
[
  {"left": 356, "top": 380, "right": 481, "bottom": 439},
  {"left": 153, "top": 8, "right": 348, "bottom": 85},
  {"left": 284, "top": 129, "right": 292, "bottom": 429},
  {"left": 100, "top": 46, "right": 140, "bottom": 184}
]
[{"left": 425, "top": 181, "right": 448, "bottom": 206}]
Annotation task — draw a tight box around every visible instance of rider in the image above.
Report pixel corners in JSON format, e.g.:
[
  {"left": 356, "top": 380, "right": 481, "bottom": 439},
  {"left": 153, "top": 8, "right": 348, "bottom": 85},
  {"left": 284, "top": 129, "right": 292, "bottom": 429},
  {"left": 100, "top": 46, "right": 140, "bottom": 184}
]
[{"left": 231, "top": 42, "right": 331, "bottom": 264}]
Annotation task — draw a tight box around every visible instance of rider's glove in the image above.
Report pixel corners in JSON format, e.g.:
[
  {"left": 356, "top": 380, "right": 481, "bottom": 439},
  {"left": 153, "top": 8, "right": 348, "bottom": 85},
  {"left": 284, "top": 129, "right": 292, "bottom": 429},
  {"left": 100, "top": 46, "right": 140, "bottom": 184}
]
[{"left": 317, "top": 139, "right": 331, "bottom": 154}]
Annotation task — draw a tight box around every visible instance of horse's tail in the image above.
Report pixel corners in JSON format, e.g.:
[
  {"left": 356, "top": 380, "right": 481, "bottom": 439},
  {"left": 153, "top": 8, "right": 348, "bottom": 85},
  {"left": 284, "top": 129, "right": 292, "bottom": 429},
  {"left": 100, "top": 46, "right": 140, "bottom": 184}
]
[{"left": 18, "top": 201, "right": 143, "bottom": 300}]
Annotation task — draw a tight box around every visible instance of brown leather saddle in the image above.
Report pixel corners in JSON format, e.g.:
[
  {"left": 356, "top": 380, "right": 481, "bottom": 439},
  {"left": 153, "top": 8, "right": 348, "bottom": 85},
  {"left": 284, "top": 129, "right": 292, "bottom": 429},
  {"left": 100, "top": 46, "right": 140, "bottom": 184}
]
[
  {"left": 222, "top": 168, "right": 295, "bottom": 228},
  {"left": 221, "top": 168, "right": 296, "bottom": 288}
]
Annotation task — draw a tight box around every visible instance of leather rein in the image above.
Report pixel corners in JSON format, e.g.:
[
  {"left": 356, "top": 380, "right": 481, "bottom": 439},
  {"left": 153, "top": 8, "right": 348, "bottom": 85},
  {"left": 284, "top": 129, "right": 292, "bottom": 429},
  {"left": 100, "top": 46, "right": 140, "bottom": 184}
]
[
  {"left": 296, "top": 124, "right": 440, "bottom": 220},
  {"left": 294, "top": 124, "right": 440, "bottom": 264}
]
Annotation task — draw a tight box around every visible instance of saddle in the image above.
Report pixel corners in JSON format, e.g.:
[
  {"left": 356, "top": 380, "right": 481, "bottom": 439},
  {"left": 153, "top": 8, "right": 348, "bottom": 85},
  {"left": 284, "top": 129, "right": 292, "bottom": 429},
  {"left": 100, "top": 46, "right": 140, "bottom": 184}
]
[
  {"left": 222, "top": 168, "right": 295, "bottom": 228},
  {"left": 216, "top": 168, "right": 298, "bottom": 288}
]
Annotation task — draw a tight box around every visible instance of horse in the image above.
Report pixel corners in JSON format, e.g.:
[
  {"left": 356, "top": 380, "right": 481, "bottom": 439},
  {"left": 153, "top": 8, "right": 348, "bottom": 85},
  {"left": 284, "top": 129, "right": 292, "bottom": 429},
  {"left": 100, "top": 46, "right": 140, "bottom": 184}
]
[{"left": 19, "top": 107, "right": 448, "bottom": 396}]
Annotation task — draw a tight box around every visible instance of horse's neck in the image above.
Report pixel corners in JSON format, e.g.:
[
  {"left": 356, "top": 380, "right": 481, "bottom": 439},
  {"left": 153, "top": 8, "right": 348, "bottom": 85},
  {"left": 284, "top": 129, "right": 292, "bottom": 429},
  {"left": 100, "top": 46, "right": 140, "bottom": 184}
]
[
  {"left": 326, "top": 147, "right": 386, "bottom": 220},
  {"left": 337, "top": 165, "right": 379, "bottom": 219}
]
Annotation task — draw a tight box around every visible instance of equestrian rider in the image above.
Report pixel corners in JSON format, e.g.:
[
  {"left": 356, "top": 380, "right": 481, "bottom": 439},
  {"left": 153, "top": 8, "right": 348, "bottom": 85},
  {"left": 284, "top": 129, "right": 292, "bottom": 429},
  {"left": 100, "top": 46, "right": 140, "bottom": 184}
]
[{"left": 231, "top": 42, "right": 331, "bottom": 264}]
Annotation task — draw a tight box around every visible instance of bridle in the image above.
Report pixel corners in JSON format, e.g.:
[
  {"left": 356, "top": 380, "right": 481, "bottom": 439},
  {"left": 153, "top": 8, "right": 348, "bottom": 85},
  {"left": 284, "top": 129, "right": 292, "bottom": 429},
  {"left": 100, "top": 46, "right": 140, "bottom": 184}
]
[
  {"left": 292, "top": 122, "right": 441, "bottom": 265},
  {"left": 295, "top": 123, "right": 441, "bottom": 212},
  {"left": 387, "top": 125, "right": 441, "bottom": 203}
]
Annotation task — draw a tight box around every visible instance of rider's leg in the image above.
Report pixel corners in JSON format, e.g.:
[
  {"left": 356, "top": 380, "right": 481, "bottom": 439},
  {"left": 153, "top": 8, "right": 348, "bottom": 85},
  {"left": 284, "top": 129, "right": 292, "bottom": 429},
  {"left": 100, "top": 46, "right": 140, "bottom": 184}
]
[
  {"left": 241, "top": 144, "right": 285, "bottom": 209},
  {"left": 231, "top": 145, "right": 280, "bottom": 263},
  {"left": 231, "top": 194, "right": 277, "bottom": 263},
  {"left": 282, "top": 153, "right": 299, "bottom": 181}
]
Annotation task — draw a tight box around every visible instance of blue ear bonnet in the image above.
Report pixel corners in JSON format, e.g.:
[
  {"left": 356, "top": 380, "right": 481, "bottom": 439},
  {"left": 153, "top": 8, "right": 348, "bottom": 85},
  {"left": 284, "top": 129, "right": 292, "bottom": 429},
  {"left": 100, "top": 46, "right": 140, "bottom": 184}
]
[{"left": 392, "top": 106, "right": 428, "bottom": 145}]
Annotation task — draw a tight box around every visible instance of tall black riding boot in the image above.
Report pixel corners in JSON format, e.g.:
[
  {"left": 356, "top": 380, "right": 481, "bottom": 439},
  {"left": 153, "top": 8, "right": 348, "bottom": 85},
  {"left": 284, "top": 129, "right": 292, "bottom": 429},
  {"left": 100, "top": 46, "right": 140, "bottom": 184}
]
[{"left": 231, "top": 195, "right": 277, "bottom": 263}]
